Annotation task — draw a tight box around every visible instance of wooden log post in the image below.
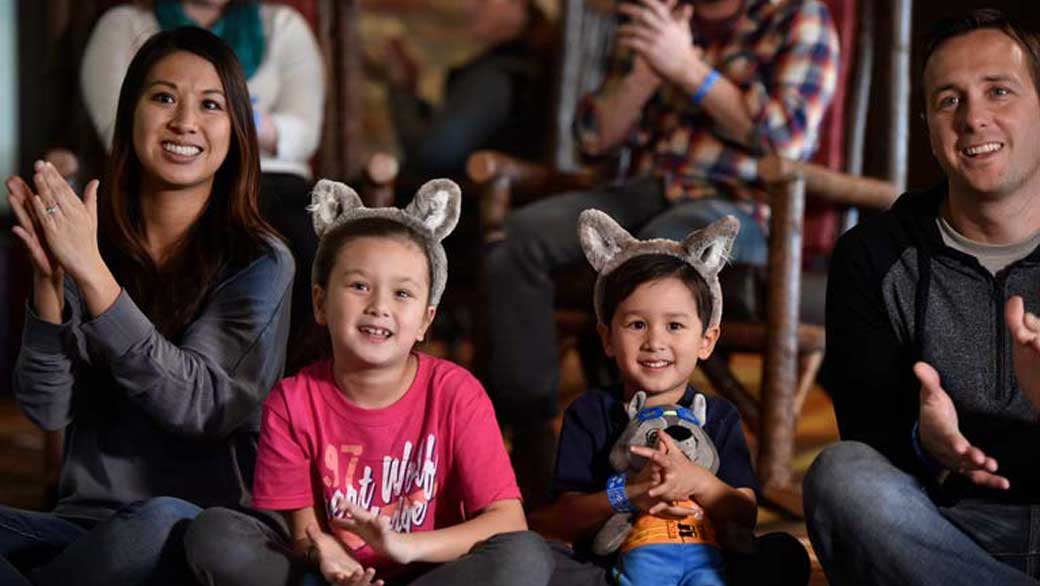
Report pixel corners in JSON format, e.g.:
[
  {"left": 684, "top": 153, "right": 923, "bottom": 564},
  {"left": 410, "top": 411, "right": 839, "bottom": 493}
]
[{"left": 759, "top": 173, "right": 805, "bottom": 495}]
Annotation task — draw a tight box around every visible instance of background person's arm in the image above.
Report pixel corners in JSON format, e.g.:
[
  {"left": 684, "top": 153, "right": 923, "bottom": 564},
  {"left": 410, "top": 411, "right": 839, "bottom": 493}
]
[{"left": 261, "top": 6, "right": 325, "bottom": 162}]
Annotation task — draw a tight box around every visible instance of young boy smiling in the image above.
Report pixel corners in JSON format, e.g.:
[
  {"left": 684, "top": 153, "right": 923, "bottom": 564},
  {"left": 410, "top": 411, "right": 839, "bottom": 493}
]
[{"left": 532, "top": 211, "right": 806, "bottom": 585}]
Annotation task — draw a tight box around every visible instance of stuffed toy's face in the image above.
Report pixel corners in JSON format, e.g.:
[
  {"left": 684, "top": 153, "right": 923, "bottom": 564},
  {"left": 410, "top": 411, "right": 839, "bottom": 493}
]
[{"left": 609, "top": 396, "right": 720, "bottom": 476}]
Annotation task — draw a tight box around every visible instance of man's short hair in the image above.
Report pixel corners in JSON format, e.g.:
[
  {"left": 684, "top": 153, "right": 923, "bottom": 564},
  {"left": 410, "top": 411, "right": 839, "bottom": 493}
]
[{"left": 920, "top": 9, "right": 1040, "bottom": 99}]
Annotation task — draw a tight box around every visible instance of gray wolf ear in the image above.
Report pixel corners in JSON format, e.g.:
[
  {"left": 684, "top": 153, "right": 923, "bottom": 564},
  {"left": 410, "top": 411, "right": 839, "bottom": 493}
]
[
  {"left": 308, "top": 179, "right": 364, "bottom": 237},
  {"left": 406, "top": 179, "right": 461, "bottom": 242},
  {"left": 625, "top": 391, "right": 647, "bottom": 420},
  {"left": 579, "top": 209, "right": 637, "bottom": 273},
  {"left": 692, "top": 393, "right": 708, "bottom": 427},
  {"left": 682, "top": 215, "right": 740, "bottom": 277}
]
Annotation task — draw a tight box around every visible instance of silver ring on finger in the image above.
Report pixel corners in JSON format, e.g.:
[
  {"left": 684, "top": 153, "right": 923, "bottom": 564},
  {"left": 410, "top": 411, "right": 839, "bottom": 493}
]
[{"left": 45, "top": 204, "right": 60, "bottom": 215}]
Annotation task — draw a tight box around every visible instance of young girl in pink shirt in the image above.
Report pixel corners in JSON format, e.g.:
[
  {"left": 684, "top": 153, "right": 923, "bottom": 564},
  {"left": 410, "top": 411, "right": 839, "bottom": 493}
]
[{"left": 184, "top": 179, "right": 552, "bottom": 586}]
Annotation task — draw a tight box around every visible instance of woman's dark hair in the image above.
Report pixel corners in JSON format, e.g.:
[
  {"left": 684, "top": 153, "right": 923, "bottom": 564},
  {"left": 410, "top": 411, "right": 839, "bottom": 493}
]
[
  {"left": 100, "top": 27, "right": 276, "bottom": 338},
  {"left": 600, "top": 254, "right": 713, "bottom": 328},
  {"left": 312, "top": 218, "right": 432, "bottom": 296},
  {"left": 920, "top": 9, "right": 1040, "bottom": 99}
]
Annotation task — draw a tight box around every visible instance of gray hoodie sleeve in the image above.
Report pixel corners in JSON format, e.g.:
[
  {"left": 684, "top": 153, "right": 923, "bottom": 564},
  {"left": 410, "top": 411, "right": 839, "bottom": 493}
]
[
  {"left": 14, "top": 241, "right": 294, "bottom": 439},
  {"left": 13, "top": 279, "right": 84, "bottom": 431}
]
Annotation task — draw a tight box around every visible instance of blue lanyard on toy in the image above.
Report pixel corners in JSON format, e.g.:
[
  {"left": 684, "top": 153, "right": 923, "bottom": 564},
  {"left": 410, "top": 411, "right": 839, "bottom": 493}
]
[{"left": 635, "top": 406, "right": 702, "bottom": 427}]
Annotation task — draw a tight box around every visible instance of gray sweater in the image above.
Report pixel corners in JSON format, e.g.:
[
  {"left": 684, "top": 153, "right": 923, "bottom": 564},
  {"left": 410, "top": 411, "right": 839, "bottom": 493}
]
[{"left": 14, "top": 239, "right": 294, "bottom": 521}]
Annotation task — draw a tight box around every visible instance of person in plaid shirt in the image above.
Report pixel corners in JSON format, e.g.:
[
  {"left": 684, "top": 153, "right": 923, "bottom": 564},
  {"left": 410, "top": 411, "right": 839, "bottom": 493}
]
[{"left": 485, "top": 0, "right": 839, "bottom": 508}]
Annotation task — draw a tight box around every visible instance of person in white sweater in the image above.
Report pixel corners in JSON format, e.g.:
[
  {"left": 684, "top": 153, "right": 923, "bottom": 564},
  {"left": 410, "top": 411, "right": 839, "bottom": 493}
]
[
  {"left": 81, "top": 0, "right": 326, "bottom": 373},
  {"left": 82, "top": 0, "right": 324, "bottom": 179}
]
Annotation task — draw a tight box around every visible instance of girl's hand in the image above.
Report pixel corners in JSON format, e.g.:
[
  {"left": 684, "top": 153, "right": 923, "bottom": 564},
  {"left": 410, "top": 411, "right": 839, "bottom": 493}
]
[
  {"left": 28, "top": 161, "right": 104, "bottom": 284},
  {"left": 8, "top": 175, "right": 65, "bottom": 322},
  {"left": 331, "top": 500, "right": 415, "bottom": 565},
  {"left": 305, "top": 524, "right": 384, "bottom": 586}
]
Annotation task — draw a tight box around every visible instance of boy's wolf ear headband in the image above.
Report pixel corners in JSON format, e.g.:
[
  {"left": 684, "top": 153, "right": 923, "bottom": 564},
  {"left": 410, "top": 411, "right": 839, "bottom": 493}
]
[
  {"left": 577, "top": 210, "right": 739, "bottom": 330},
  {"left": 308, "top": 178, "right": 462, "bottom": 307}
]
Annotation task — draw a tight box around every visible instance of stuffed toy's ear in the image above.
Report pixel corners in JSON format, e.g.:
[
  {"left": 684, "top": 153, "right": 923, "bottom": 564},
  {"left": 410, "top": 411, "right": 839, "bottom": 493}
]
[
  {"left": 682, "top": 215, "right": 739, "bottom": 278},
  {"left": 692, "top": 393, "right": 708, "bottom": 428},
  {"left": 309, "top": 179, "right": 364, "bottom": 237},
  {"left": 406, "top": 179, "right": 461, "bottom": 242},
  {"left": 626, "top": 391, "right": 647, "bottom": 420},
  {"left": 579, "top": 209, "right": 637, "bottom": 273}
]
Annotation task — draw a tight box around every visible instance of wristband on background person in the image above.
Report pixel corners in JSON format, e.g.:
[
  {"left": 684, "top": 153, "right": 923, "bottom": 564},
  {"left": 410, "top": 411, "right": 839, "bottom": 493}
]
[
  {"left": 691, "top": 69, "right": 721, "bottom": 106},
  {"left": 606, "top": 472, "right": 639, "bottom": 513}
]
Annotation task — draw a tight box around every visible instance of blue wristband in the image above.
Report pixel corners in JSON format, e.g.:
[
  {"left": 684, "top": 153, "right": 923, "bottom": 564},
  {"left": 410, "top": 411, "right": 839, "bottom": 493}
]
[
  {"left": 606, "top": 473, "right": 639, "bottom": 514},
  {"left": 911, "top": 420, "right": 944, "bottom": 477},
  {"left": 691, "top": 69, "right": 720, "bottom": 106}
]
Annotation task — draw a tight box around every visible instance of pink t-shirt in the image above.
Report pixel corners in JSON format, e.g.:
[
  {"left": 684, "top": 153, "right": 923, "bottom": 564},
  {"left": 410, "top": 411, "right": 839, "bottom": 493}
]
[{"left": 253, "top": 352, "right": 520, "bottom": 570}]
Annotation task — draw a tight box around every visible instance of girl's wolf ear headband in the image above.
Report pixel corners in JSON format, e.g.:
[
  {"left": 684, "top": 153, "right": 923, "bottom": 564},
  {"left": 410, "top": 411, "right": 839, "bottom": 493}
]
[
  {"left": 307, "top": 178, "right": 461, "bottom": 307},
  {"left": 577, "top": 209, "right": 739, "bottom": 330}
]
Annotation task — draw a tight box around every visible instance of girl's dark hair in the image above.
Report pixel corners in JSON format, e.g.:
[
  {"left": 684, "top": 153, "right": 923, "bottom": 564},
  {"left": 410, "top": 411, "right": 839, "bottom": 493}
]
[
  {"left": 600, "top": 255, "right": 713, "bottom": 328},
  {"left": 920, "top": 9, "right": 1040, "bottom": 98},
  {"left": 100, "top": 27, "right": 276, "bottom": 339},
  {"left": 312, "top": 218, "right": 432, "bottom": 296}
]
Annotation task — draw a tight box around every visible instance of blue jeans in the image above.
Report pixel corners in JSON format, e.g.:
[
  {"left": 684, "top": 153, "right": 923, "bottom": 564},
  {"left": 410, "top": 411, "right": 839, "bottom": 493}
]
[
  {"left": 804, "top": 441, "right": 1040, "bottom": 586},
  {"left": 0, "top": 496, "right": 202, "bottom": 586},
  {"left": 547, "top": 533, "right": 808, "bottom": 586},
  {"left": 615, "top": 544, "right": 726, "bottom": 586},
  {"left": 486, "top": 176, "right": 768, "bottom": 425}
]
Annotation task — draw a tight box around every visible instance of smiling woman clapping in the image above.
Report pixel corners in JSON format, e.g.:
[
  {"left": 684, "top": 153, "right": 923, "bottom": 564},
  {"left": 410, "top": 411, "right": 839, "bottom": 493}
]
[{"left": 1, "top": 27, "right": 293, "bottom": 585}]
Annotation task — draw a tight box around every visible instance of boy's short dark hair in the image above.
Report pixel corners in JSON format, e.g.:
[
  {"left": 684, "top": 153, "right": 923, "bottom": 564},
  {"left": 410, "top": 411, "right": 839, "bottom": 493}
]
[
  {"left": 312, "top": 217, "right": 432, "bottom": 294},
  {"left": 599, "top": 254, "right": 714, "bottom": 328},
  {"left": 920, "top": 9, "right": 1040, "bottom": 99}
]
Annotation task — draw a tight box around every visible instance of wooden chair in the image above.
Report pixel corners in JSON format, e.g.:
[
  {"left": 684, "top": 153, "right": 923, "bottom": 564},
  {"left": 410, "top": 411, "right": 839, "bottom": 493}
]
[{"left": 467, "top": 0, "right": 909, "bottom": 516}]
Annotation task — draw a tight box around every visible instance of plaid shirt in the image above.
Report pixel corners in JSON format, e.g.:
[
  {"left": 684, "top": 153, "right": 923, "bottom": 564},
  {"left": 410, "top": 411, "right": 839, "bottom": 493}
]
[{"left": 575, "top": 0, "right": 840, "bottom": 225}]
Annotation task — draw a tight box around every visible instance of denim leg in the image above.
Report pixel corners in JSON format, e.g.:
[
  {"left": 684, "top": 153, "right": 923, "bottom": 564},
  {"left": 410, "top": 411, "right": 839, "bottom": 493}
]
[
  {"left": 636, "top": 198, "right": 768, "bottom": 266},
  {"left": 486, "top": 176, "right": 667, "bottom": 423},
  {"left": 804, "top": 441, "right": 1039, "bottom": 586},
  {"left": 939, "top": 499, "right": 1040, "bottom": 579},
  {"left": 0, "top": 505, "right": 88, "bottom": 586},
  {"left": 184, "top": 506, "right": 313, "bottom": 586},
  {"left": 32, "top": 496, "right": 202, "bottom": 586},
  {"left": 405, "top": 531, "right": 554, "bottom": 586}
]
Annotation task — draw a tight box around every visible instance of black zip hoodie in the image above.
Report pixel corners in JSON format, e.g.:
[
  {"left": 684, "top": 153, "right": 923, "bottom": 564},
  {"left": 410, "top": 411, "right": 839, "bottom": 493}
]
[{"left": 822, "top": 183, "right": 1040, "bottom": 503}]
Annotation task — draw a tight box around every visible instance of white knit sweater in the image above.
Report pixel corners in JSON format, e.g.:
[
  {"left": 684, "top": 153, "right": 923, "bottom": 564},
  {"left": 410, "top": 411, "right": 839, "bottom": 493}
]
[{"left": 81, "top": 3, "right": 325, "bottom": 180}]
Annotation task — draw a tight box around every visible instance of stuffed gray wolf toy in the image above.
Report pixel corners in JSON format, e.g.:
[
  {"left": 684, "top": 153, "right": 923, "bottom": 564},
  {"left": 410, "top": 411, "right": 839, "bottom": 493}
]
[{"left": 592, "top": 390, "right": 720, "bottom": 556}]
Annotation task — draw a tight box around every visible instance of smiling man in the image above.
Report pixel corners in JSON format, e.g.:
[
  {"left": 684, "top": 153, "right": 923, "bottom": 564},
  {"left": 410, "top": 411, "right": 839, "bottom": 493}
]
[{"left": 804, "top": 9, "right": 1040, "bottom": 586}]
